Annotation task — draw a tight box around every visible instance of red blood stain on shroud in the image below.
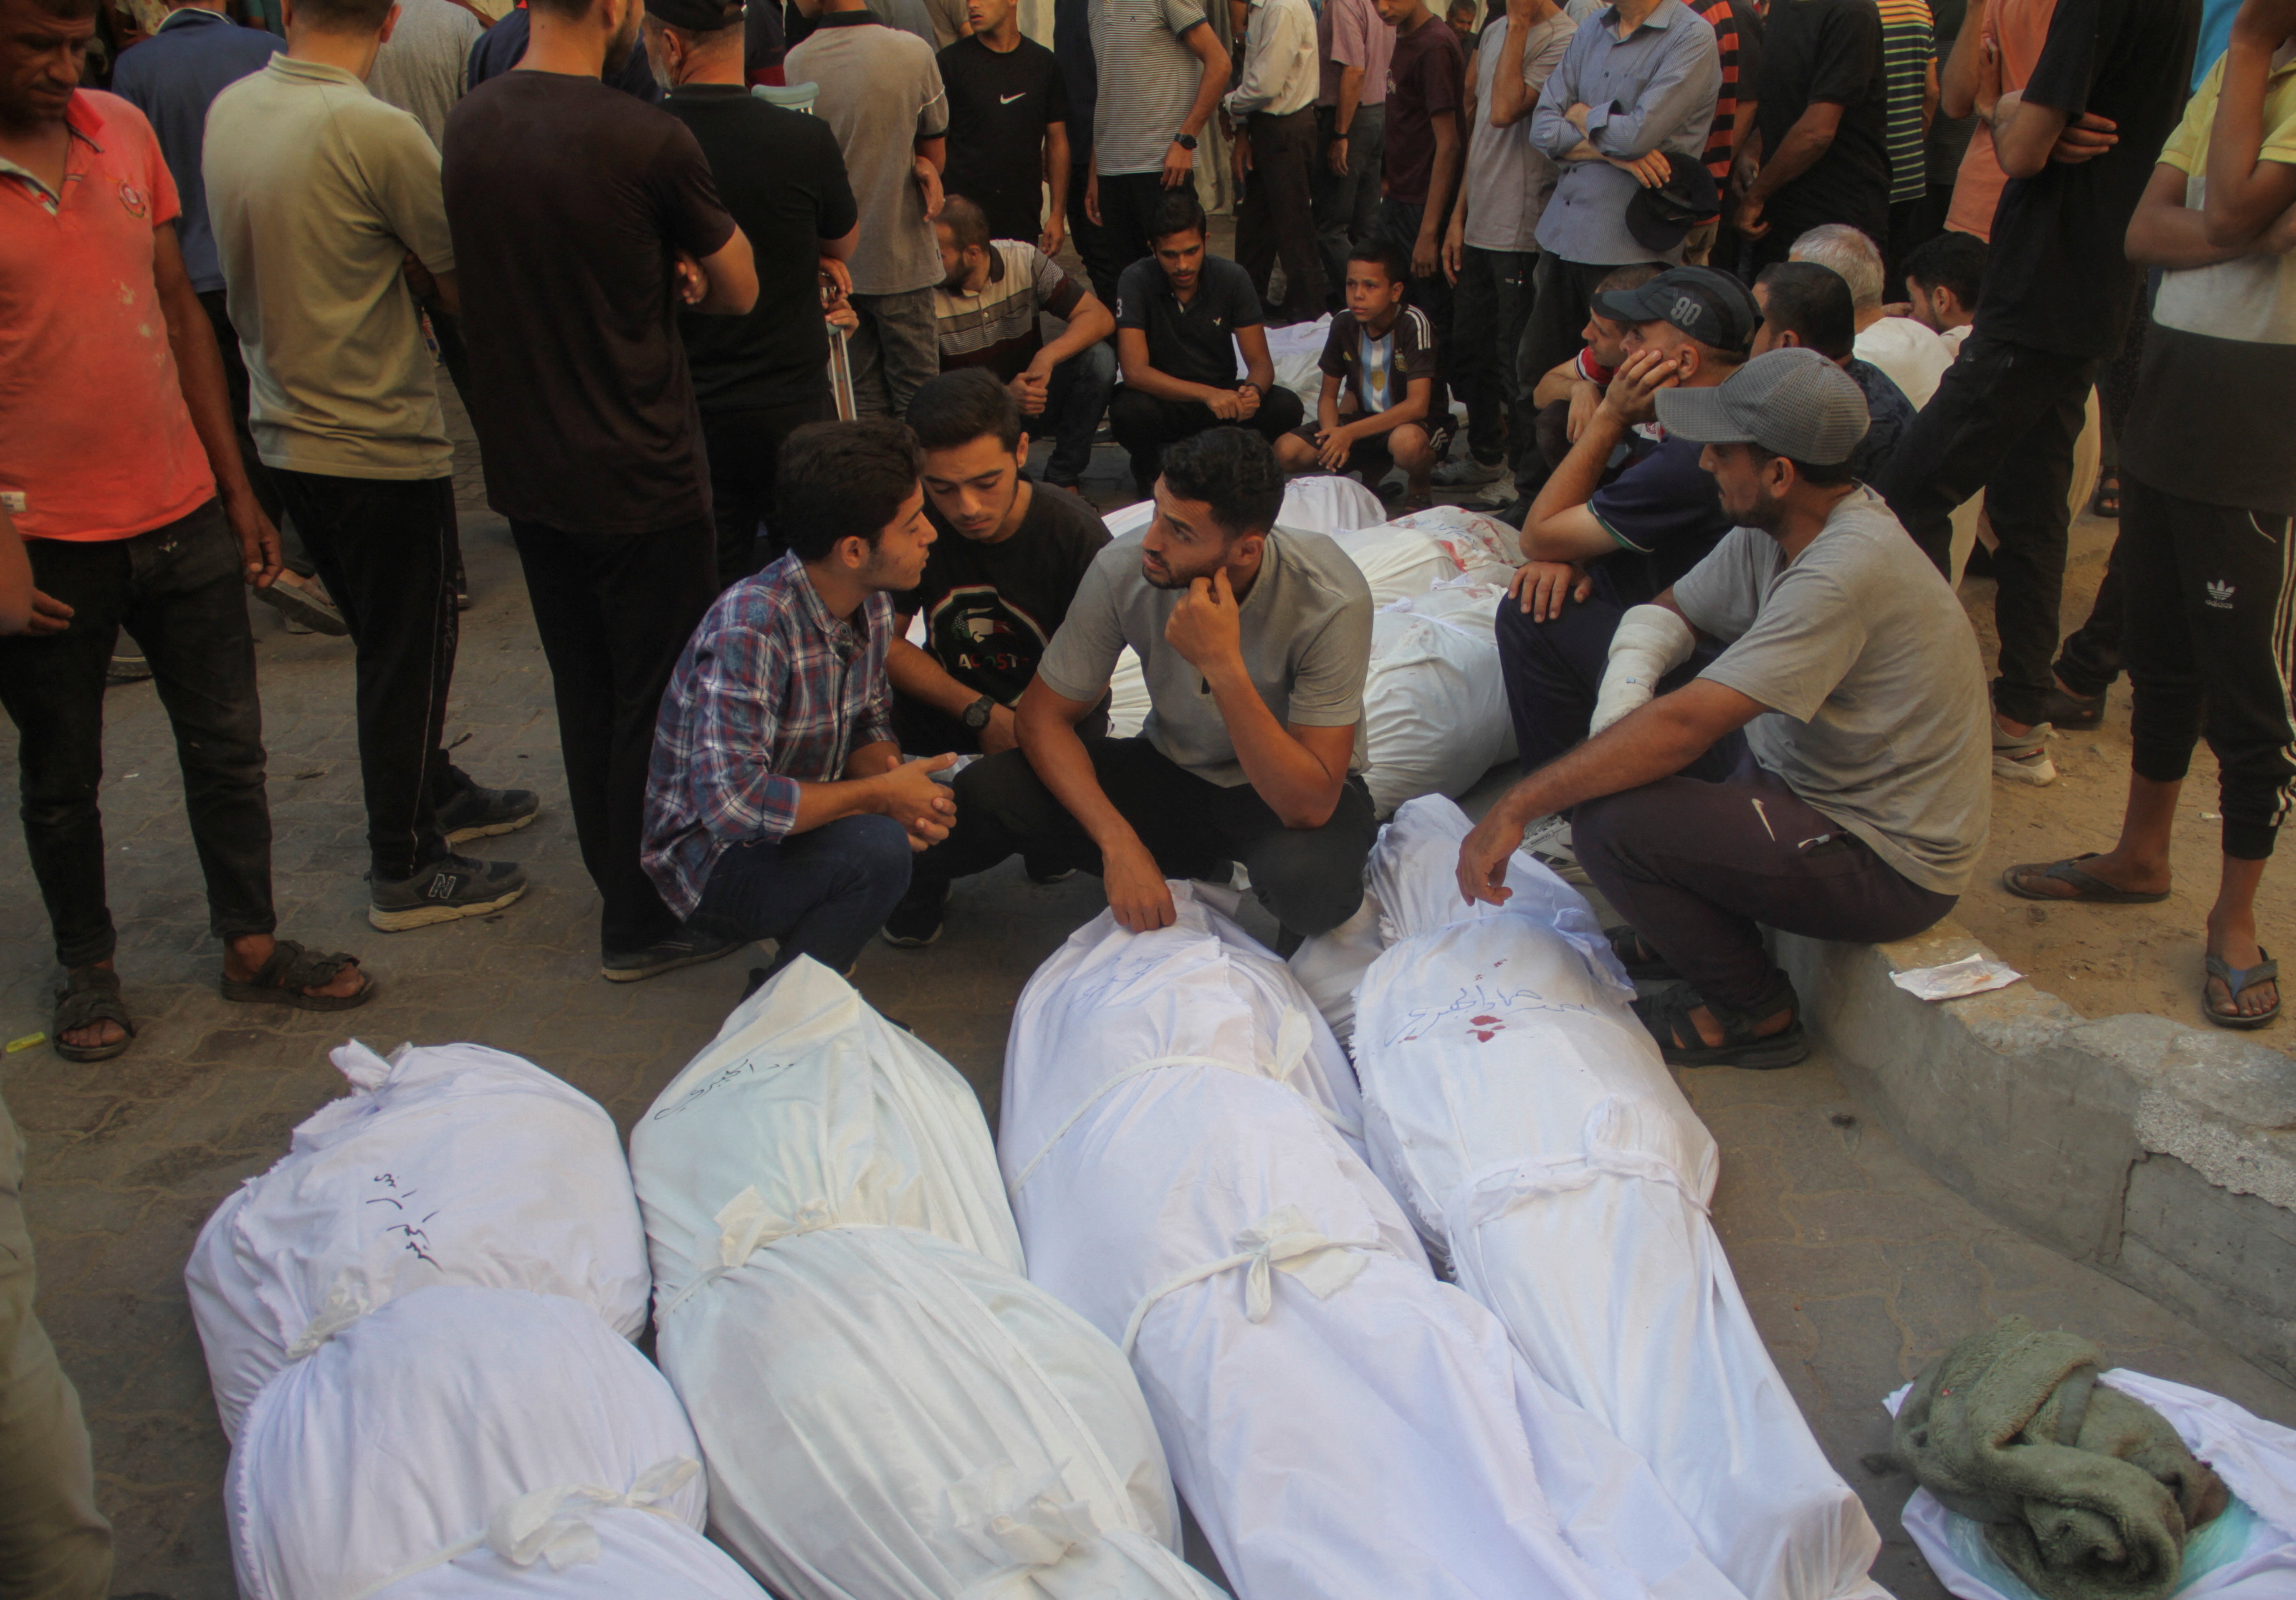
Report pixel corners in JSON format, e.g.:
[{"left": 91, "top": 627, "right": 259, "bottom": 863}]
[{"left": 1469, "top": 1014, "right": 1505, "bottom": 1043}]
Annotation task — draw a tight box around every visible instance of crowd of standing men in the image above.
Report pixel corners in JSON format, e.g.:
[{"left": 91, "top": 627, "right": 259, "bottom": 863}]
[{"left": 5, "top": 0, "right": 2296, "bottom": 1583}]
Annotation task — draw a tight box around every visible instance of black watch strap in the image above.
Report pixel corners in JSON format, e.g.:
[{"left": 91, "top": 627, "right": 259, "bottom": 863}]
[
  {"left": 961, "top": 694, "right": 997, "bottom": 730},
  {"left": 1173, "top": 132, "right": 1199, "bottom": 150}
]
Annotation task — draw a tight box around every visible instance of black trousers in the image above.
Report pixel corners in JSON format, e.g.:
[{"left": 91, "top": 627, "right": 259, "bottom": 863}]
[
  {"left": 1878, "top": 330, "right": 2094, "bottom": 726},
  {"left": 2121, "top": 474, "right": 2296, "bottom": 861},
  {"left": 1514, "top": 254, "right": 1615, "bottom": 484},
  {"left": 1108, "top": 385, "right": 1306, "bottom": 496},
  {"left": 508, "top": 518, "right": 717, "bottom": 953},
  {"left": 0, "top": 501, "right": 275, "bottom": 966},
  {"left": 272, "top": 470, "right": 461, "bottom": 880},
  {"left": 1576, "top": 746, "right": 1957, "bottom": 1012},
  {"left": 1095, "top": 170, "right": 1176, "bottom": 283},
  {"left": 1067, "top": 135, "right": 1132, "bottom": 310},
  {"left": 1237, "top": 107, "right": 1326, "bottom": 322},
  {"left": 1451, "top": 245, "right": 1537, "bottom": 466},
  {"left": 700, "top": 390, "right": 834, "bottom": 587},
  {"left": 1378, "top": 197, "right": 1452, "bottom": 414},
  {"left": 910, "top": 736, "right": 1380, "bottom": 935}
]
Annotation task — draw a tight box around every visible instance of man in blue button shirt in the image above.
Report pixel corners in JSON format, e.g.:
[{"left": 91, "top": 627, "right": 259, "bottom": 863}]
[{"left": 1519, "top": 0, "right": 1719, "bottom": 394}]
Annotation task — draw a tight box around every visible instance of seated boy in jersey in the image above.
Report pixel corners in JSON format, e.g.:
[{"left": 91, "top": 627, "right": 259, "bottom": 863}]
[
  {"left": 642, "top": 421, "right": 962, "bottom": 981},
  {"left": 1459, "top": 351, "right": 1989, "bottom": 1070},
  {"left": 890, "top": 370, "right": 1111, "bottom": 758},
  {"left": 1272, "top": 239, "right": 1454, "bottom": 508},
  {"left": 885, "top": 426, "right": 1378, "bottom": 948},
  {"left": 1499, "top": 268, "right": 1755, "bottom": 776}
]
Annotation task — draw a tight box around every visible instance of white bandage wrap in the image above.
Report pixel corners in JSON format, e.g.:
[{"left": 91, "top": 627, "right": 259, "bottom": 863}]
[{"left": 1590, "top": 604, "right": 1697, "bottom": 735}]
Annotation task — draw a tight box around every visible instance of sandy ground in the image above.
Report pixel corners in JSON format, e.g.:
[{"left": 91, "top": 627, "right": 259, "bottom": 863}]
[{"left": 1947, "top": 508, "right": 2296, "bottom": 1048}]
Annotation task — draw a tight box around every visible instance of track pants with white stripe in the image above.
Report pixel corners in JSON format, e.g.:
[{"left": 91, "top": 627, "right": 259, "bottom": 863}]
[{"left": 2122, "top": 472, "right": 2296, "bottom": 861}]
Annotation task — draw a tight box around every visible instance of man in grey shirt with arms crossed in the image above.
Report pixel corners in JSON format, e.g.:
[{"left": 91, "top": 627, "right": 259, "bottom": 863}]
[
  {"left": 1459, "top": 349, "right": 1990, "bottom": 1069},
  {"left": 888, "top": 426, "right": 1379, "bottom": 948}
]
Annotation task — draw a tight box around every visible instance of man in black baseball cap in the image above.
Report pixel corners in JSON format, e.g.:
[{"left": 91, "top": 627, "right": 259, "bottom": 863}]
[
  {"left": 1464, "top": 349, "right": 1990, "bottom": 1070},
  {"left": 1495, "top": 264, "right": 1756, "bottom": 781}
]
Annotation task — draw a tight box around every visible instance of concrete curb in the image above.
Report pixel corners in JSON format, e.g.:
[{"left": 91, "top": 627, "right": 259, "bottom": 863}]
[{"left": 1778, "top": 919, "right": 2296, "bottom": 1385}]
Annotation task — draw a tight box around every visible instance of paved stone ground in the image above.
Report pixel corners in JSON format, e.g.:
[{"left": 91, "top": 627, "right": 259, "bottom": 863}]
[{"left": 4, "top": 401, "right": 2292, "bottom": 1599}]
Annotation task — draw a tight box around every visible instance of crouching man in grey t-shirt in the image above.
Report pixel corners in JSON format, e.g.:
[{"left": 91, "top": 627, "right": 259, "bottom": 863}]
[
  {"left": 1459, "top": 349, "right": 1991, "bottom": 1069},
  {"left": 886, "top": 425, "right": 1381, "bottom": 947}
]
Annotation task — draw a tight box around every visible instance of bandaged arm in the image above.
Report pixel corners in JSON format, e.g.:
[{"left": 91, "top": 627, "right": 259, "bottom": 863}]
[{"left": 1591, "top": 604, "right": 1697, "bottom": 734}]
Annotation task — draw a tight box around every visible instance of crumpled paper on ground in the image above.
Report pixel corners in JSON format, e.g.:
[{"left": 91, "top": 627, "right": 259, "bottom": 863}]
[{"left": 1889, "top": 953, "right": 2024, "bottom": 1002}]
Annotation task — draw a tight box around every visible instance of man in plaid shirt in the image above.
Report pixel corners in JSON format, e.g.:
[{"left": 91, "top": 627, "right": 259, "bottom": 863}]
[{"left": 642, "top": 420, "right": 959, "bottom": 978}]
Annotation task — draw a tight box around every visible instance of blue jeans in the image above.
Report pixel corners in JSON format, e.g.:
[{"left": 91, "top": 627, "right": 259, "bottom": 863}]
[
  {"left": 694, "top": 813, "right": 915, "bottom": 977},
  {"left": 1040, "top": 340, "right": 1117, "bottom": 484}
]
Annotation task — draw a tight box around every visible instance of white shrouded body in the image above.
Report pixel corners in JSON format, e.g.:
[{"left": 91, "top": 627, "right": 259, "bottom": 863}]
[
  {"left": 185, "top": 1040, "right": 651, "bottom": 1442},
  {"left": 1346, "top": 798, "right": 1888, "bottom": 1600},
  {"left": 629, "top": 956, "right": 1022, "bottom": 1304},
  {"left": 1002, "top": 887, "right": 1749, "bottom": 1600},
  {"left": 225, "top": 1284, "right": 706, "bottom": 1600},
  {"left": 368, "top": 1507, "right": 769, "bottom": 1600}
]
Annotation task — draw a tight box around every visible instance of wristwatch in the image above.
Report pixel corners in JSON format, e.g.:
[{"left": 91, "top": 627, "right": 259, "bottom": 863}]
[
  {"left": 1172, "top": 132, "right": 1199, "bottom": 151},
  {"left": 961, "top": 694, "right": 997, "bottom": 730}
]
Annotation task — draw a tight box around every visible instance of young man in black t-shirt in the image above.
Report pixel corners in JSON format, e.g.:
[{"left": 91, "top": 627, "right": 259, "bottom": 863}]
[
  {"left": 1107, "top": 191, "right": 1307, "bottom": 497},
  {"left": 443, "top": 0, "right": 759, "bottom": 980},
  {"left": 650, "top": 0, "right": 860, "bottom": 586},
  {"left": 1879, "top": 0, "right": 2199, "bottom": 785},
  {"left": 890, "top": 370, "right": 1111, "bottom": 757},
  {"left": 1732, "top": 0, "right": 1890, "bottom": 272},
  {"left": 939, "top": 0, "right": 1070, "bottom": 250}
]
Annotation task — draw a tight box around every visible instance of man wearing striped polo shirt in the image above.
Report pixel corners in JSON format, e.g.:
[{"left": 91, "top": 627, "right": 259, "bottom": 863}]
[{"left": 1084, "top": 0, "right": 1230, "bottom": 271}]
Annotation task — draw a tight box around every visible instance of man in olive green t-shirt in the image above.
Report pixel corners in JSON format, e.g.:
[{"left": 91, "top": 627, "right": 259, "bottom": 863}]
[{"left": 206, "top": 0, "right": 537, "bottom": 932}]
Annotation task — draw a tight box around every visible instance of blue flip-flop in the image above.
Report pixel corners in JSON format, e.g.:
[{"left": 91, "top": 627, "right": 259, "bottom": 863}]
[{"left": 2205, "top": 949, "right": 2279, "bottom": 1030}]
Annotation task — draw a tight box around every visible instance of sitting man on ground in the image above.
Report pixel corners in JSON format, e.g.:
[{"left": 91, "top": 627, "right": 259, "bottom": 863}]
[
  {"left": 1458, "top": 349, "right": 1989, "bottom": 1069},
  {"left": 1497, "top": 265, "right": 1754, "bottom": 776},
  {"left": 888, "top": 425, "right": 1378, "bottom": 947},
  {"left": 932, "top": 194, "right": 1117, "bottom": 494},
  {"left": 1273, "top": 238, "right": 1451, "bottom": 508},
  {"left": 890, "top": 370, "right": 1111, "bottom": 759},
  {"left": 1108, "top": 191, "right": 1307, "bottom": 499},
  {"left": 1505, "top": 259, "right": 1662, "bottom": 518},
  {"left": 641, "top": 420, "right": 963, "bottom": 981},
  {"left": 1902, "top": 228, "right": 1984, "bottom": 361},
  {"left": 1790, "top": 222, "right": 1954, "bottom": 408},
  {"left": 1751, "top": 261, "right": 1917, "bottom": 484}
]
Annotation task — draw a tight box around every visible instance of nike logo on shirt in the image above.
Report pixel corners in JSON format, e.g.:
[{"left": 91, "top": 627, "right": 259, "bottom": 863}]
[{"left": 999, "top": 91, "right": 1027, "bottom": 103}]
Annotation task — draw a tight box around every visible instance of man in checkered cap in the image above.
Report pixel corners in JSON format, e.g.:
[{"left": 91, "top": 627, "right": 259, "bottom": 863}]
[{"left": 1459, "top": 347, "right": 1990, "bottom": 1070}]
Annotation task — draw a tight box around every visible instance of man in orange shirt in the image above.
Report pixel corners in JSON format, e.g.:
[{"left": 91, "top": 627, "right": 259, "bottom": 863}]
[{"left": 0, "top": 0, "right": 373, "bottom": 1065}]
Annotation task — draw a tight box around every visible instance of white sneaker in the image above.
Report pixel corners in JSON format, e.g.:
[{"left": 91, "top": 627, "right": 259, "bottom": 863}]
[{"left": 1992, "top": 715, "right": 2058, "bottom": 785}]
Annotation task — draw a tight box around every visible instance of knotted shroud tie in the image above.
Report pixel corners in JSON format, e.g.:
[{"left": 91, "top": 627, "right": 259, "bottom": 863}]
[{"left": 1119, "top": 1203, "right": 1369, "bottom": 1355}]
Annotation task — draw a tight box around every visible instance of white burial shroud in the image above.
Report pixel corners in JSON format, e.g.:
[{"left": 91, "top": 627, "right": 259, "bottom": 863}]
[
  {"left": 1348, "top": 797, "right": 1888, "bottom": 1600},
  {"left": 225, "top": 1284, "right": 709, "bottom": 1600},
  {"left": 1002, "top": 886, "right": 1750, "bottom": 1600},
  {"left": 184, "top": 1040, "right": 652, "bottom": 1442},
  {"left": 635, "top": 959, "right": 1217, "bottom": 1600},
  {"left": 629, "top": 955, "right": 1023, "bottom": 1304}
]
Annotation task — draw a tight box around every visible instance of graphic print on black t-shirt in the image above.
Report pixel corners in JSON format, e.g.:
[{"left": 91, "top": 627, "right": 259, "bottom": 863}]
[{"left": 924, "top": 583, "right": 1058, "bottom": 703}]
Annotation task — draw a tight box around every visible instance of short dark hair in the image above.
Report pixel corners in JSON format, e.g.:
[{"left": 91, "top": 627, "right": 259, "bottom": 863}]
[
  {"left": 1149, "top": 190, "right": 1208, "bottom": 245},
  {"left": 1902, "top": 229, "right": 1986, "bottom": 307},
  {"left": 23, "top": 0, "right": 100, "bottom": 20},
  {"left": 1755, "top": 262, "right": 1855, "bottom": 362},
  {"left": 1595, "top": 261, "right": 1666, "bottom": 298},
  {"left": 291, "top": 0, "right": 393, "bottom": 28},
  {"left": 1161, "top": 427, "right": 1285, "bottom": 539},
  {"left": 938, "top": 194, "right": 991, "bottom": 254},
  {"left": 776, "top": 420, "right": 924, "bottom": 562},
  {"left": 1745, "top": 442, "right": 1856, "bottom": 489},
  {"left": 1346, "top": 238, "right": 1411, "bottom": 286},
  {"left": 906, "top": 368, "right": 1024, "bottom": 452}
]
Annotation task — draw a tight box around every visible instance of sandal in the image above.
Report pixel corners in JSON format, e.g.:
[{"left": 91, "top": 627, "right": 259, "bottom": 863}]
[
  {"left": 2090, "top": 470, "right": 2121, "bottom": 519},
  {"left": 1605, "top": 925, "right": 1680, "bottom": 981},
  {"left": 2001, "top": 853, "right": 2169, "bottom": 904},
  {"left": 2204, "top": 948, "right": 2279, "bottom": 1030},
  {"left": 52, "top": 966, "right": 136, "bottom": 1063},
  {"left": 219, "top": 938, "right": 374, "bottom": 1011},
  {"left": 1631, "top": 973, "right": 1810, "bottom": 1070}
]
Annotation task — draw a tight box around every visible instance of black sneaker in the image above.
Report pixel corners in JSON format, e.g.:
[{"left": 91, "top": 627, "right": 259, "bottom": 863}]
[
  {"left": 435, "top": 774, "right": 541, "bottom": 843},
  {"left": 368, "top": 854, "right": 527, "bottom": 931},
  {"left": 601, "top": 923, "right": 747, "bottom": 983},
  {"left": 254, "top": 575, "right": 349, "bottom": 636},
  {"left": 105, "top": 652, "right": 153, "bottom": 687},
  {"left": 881, "top": 880, "right": 950, "bottom": 947}
]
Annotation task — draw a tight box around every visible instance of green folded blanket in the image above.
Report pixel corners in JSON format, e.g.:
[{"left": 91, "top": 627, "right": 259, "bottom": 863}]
[{"left": 1889, "top": 1317, "right": 2230, "bottom": 1600}]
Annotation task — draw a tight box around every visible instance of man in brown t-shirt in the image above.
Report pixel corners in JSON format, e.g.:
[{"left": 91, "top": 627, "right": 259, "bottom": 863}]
[{"left": 1372, "top": 0, "right": 1465, "bottom": 432}]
